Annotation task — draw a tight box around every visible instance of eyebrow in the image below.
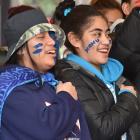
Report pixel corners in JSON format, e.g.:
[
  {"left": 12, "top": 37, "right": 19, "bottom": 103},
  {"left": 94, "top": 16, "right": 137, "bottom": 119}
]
[
  {"left": 89, "top": 28, "right": 110, "bottom": 33},
  {"left": 37, "top": 32, "right": 46, "bottom": 36}
]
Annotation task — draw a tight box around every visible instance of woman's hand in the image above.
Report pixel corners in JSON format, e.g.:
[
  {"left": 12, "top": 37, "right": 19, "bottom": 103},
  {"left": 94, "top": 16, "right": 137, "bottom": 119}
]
[
  {"left": 120, "top": 84, "right": 137, "bottom": 97},
  {"left": 56, "top": 82, "right": 78, "bottom": 100}
]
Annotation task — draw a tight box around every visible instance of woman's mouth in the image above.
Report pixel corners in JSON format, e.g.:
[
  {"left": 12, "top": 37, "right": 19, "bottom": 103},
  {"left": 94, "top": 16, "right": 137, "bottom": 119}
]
[
  {"left": 46, "top": 50, "right": 56, "bottom": 54},
  {"left": 98, "top": 47, "right": 109, "bottom": 53}
]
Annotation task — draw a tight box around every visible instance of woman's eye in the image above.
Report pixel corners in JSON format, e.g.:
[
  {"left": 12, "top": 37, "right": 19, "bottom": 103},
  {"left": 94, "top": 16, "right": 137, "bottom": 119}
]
[
  {"left": 106, "top": 31, "right": 111, "bottom": 38},
  {"left": 93, "top": 32, "right": 101, "bottom": 38},
  {"left": 37, "top": 36, "right": 44, "bottom": 39}
]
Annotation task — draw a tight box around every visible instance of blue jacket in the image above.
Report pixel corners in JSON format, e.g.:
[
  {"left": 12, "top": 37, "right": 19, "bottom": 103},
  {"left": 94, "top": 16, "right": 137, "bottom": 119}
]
[{"left": 0, "top": 65, "right": 91, "bottom": 140}]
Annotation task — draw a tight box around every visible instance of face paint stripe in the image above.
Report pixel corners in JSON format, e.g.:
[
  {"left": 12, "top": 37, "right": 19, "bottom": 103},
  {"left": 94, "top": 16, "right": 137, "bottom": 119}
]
[
  {"left": 33, "top": 49, "right": 43, "bottom": 54},
  {"left": 85, "top": 38, "right": 100, "bottom": 53},
  {"left": 33, "top": 49, "right": 42, "bottom": 54},
  {"left": 33, "top": 43, "right": 43, "bottom": 55},
  {"left": 33, "top": 43, "right": 43, "bottom": 49}
]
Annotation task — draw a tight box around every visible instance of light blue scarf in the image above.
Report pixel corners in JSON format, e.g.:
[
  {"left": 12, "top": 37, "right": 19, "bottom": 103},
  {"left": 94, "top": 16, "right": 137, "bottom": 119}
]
[
  {"left": 65, "top": 53, "right": 127, "bottom": 140},
  {"left": 65, "top": 53, "right": 123, "bottom": 102}
]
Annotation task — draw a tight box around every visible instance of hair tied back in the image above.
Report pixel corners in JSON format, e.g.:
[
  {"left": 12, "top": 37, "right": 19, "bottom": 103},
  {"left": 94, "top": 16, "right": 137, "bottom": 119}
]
[{"left": 64, "top": 7, "right": 72, "bottom": 16}]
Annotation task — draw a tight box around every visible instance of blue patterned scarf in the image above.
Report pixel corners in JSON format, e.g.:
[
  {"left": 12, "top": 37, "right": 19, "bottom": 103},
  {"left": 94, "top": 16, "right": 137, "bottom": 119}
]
[{"left": 0, "top": 65, "right": 58, "bottom": 129}]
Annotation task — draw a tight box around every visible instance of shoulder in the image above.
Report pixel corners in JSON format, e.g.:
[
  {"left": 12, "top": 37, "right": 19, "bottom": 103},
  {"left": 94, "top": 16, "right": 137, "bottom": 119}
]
[
  {"left": 55, "top": 59, "right": 73, "bottom": 70},
  {"left": 55, "top": 59, "right": 76, "bottom": 77}
]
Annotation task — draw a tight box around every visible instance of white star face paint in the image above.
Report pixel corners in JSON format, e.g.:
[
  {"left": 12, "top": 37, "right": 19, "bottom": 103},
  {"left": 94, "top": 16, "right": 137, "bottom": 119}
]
[{"left": 85, "top": 38, "right": 100, "bottom": 53}]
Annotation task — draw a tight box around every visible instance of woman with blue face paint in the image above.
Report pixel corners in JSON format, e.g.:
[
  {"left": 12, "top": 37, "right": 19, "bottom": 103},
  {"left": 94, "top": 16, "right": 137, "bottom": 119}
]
[
  {"left": 0, "top": 5, "right": 91, "bottom": 140},
  {"left": 54, "top": 1, "right": 140, "bottom": 140}
]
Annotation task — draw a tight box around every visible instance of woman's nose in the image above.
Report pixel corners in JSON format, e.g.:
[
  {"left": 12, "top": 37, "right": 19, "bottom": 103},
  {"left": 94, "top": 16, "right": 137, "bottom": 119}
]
[
  {"left": 101, "top": 34, "right": 111, "bottom": 45},
  {"left": 45, "top": 35, "right": 56, "bottom": 46}
]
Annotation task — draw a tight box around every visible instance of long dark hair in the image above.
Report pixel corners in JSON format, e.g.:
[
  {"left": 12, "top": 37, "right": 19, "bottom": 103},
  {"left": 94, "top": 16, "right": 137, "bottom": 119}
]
[
  {"left": 54, "top": 1, "right": 107, "bottom": 54},
  {"left": 6, "top": 44, "right": 26, "bottom": 65}
]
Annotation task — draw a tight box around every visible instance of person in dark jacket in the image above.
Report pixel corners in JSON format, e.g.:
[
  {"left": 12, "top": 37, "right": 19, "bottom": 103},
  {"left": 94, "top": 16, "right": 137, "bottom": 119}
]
[
  {"left": 110, "top": 2, "right": 140, "bottom": 92},
  {"left": 0, "top": 5, "right": 91, "bottom": 140},
  {"left": 121, "top": 0, "right": 136, "bottom": 17},
  {"left": 91, "top": 0, "right": 123, "bottom": 28},
  {"left": 53, "top": 1, "right": 140, "bottom": 140}
]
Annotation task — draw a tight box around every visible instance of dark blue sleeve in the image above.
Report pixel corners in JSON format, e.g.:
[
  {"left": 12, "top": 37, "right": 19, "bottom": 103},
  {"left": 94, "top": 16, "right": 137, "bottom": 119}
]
[
  {"left": 1, "top": 84, "right": 81, "bottom": 140},
  {"left": 40, "top": 91, "right": 81, "bottom": 134}
]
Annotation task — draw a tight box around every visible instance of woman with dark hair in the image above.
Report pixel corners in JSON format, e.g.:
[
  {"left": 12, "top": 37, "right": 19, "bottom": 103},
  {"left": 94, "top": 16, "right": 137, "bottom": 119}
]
[
  {"left": 0, "top": 5, "right": 91, "bottom": 140},
  {"left": 54, "top": 1, "right": 140, "bottom": 140}
]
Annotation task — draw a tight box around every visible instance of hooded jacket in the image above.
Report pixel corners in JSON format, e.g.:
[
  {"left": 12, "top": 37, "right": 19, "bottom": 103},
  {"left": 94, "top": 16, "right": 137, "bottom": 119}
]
[
  {"left": 0, "top": 65, "right": 91, "bottom": 140},
  {"left": 54, "top": 54, "right": 140, "bottom": 140},
  {"left": 110, "top": 7, "right": 140, "bottom": 93}
]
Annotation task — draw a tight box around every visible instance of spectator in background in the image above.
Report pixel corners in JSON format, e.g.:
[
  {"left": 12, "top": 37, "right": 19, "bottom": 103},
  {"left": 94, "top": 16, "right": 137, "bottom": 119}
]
[
  {"left": 110, "top": 1, "right": 140, "bottom": 96},
  {"left": 54, "top": 1, "right": 140, "bottom": 139},
  {"left": 121, "top": 0, "right": 136, "bottom": 17},
  {"left": 91, "top": 0, "right": 123, "bottom": 28},
  {"left": 0, "top": 5, "right": 91, "bottom": 140}
]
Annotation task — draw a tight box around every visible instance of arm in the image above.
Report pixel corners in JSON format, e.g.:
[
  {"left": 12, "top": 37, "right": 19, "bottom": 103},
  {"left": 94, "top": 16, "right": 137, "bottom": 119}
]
[{"left": 2, "top": 85, "right": 80, "bottom": 139}]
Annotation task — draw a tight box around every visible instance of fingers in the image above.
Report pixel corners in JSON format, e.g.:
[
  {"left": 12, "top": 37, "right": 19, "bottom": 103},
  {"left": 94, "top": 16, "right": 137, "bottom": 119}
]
[
  {"left": 120, "top": 84, "right": 137, "bottom": 97},
  {"left": 56, "top": 82, "right": 78, "bottom": 100}
]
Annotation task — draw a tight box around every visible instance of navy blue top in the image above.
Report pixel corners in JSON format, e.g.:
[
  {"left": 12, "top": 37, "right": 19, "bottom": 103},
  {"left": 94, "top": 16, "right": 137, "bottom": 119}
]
[{"left": 0, "top": 65, "right": 91, "bottom": 140}]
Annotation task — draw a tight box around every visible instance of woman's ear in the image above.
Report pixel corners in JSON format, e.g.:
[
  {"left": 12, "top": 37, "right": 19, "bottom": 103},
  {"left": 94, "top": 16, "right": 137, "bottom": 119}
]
[
  {"left": 67, "top": 32, "right": 81, "bottom": 49},
  {"left": 17, "top": 44, "right": 27, "bottom": 55},
  {"left": 122, "top": 2, "right": 131, "bottom": 17},
  {"left": 17, "top": 48, "right": 25, "bottom": 55}
]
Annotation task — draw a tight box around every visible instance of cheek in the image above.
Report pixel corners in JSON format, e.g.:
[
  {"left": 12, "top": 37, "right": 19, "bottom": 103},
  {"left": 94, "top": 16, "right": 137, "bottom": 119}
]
[
  {"left": 32, "top": 43, "right": 43, "bottom": 55},
  {"left": 84, "top": 39, "right": 100, "bottom": 53}
]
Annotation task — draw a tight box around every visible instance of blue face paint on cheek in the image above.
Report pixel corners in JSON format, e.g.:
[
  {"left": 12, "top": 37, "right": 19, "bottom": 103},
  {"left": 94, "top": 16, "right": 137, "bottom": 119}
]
[
  {"left": 33, "top": 43, "right": 43, "bottom": 54},
  {"left": 33, "top": 49, "right": 43, "bottom": 54},
  {"left": 49, "top": 31, "right": 56, "bottom": 41},
  {"left": 49, "top": 31, "right": 60, "bottom": 59},
  {"left": 55, "top": 40, "right": 60, "bottom": 58},
  {"left": 85, "top": 39, "right": 100, "bottom": 53}
]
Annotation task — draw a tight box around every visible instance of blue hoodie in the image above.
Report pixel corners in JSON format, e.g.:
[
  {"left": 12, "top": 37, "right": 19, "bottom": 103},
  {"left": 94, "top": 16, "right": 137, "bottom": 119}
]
[
  {"left": 65, "top": 53, "right": 124, "bottom": 103},
  {"left": 0, "top": 65, "right": 91, "bottom": 140}
]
